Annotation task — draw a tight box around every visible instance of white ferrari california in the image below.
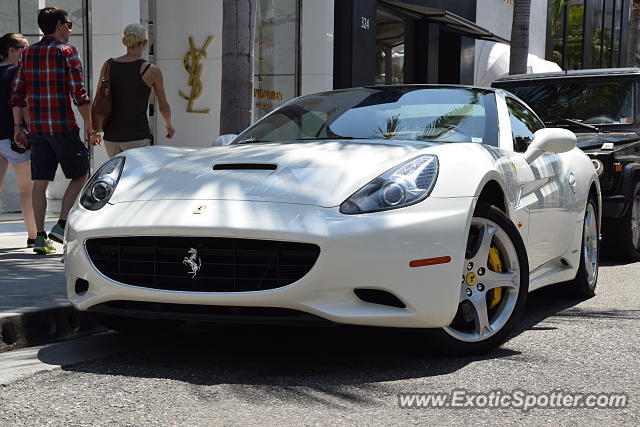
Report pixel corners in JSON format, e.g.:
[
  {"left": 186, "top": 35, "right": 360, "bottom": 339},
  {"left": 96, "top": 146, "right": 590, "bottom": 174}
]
[{"left": 65, "top": 85, "right": 600, "bottom": 354}]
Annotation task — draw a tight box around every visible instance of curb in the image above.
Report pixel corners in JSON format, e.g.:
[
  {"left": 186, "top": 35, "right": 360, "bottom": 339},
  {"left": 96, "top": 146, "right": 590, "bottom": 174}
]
[{"left": 0, "top": 305, "right": 102, "bottom": 353}]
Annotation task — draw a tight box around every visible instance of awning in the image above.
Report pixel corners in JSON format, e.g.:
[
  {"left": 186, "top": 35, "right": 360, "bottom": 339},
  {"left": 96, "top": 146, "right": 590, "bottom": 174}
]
[
  {"left": 380, "top": 0, "right": 510, "bottom": 44},
  {"left": 475, "top": 42, "right": 562, "bottom": 87}
]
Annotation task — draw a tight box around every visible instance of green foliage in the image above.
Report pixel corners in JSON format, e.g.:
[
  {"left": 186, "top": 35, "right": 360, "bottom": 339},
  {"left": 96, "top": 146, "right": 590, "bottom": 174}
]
[
  {"left": 376, "top": 113, "right": 402, "bottom": 139},
  {"left": 416, "top": 104, "right": 475, "bottom": 141}
]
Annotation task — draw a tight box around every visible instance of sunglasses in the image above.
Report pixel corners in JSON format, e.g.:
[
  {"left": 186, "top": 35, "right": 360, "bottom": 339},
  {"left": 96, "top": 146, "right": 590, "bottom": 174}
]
[{"left": 62, "top": 20, "right": 73, "bottom": 29}]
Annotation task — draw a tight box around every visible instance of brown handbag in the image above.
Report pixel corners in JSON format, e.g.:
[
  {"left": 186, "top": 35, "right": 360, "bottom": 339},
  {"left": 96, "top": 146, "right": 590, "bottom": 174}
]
[{"left": 91, "top": 58, "right": 113, "bottom": 132}]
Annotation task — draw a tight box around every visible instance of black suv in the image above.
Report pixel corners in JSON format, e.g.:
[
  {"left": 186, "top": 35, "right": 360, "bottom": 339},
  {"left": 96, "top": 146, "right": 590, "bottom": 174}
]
[{"left": 493, "top": 68, "right": 640, "bottom": 260}]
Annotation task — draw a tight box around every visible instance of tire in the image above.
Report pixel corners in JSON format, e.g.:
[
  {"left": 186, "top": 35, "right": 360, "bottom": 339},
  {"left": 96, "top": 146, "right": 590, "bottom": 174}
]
[
  {"left": 92, "top": 313, "right": 183, "bottom": 335},
  {"left": 432, "top": 202, "right": 529, "bottom": 355},
  {"left": 603, "top": 182, "right": 640, "bottom": 262},
  {"left": 570, "top": 196, "right": 600, "bottom": 297}
]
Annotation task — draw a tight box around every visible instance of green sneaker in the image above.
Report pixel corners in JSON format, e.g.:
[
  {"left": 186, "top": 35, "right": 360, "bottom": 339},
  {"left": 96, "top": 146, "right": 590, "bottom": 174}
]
[
  {"left": 33, "top": 236, "right": 57, "bottom": 255},
  {"left": 49, "top": 223, "right": 65, "bottom": 243}
]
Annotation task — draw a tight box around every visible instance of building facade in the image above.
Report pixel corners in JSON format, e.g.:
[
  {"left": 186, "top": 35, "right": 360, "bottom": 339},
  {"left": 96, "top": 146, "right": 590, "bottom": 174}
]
[
  {"left": 546, "top": 0, "right": 637, "bottom": 71},
  {"left": 0, "top": 0, "right": 633, "bottom": 211}
]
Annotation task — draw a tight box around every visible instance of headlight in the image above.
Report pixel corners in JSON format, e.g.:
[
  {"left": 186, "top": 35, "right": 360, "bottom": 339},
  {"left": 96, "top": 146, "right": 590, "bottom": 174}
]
[
  {"left": 592, "top": 159, "right": 604, "bottom": 177},
  {"left": 340, "top": 155, "right": 439, "bottom": 214},
  {"left": 80, "top": 157, "right": 125, "bottom": 210}
]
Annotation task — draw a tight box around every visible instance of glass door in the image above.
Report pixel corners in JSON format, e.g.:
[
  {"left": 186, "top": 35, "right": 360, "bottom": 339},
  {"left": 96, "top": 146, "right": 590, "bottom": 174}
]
[{"left": 375, "top": 6, "right": 405, "bottom": 85}]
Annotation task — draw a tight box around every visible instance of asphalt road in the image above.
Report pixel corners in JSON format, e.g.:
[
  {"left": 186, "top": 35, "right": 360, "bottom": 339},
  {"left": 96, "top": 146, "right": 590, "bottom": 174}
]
[{"left": 0, "top": 260, "right": 638, "bottom": 426}]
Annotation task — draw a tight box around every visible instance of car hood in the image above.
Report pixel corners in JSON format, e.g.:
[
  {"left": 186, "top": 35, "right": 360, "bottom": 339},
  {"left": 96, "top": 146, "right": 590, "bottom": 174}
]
[
  {"left": 109, "top": 140, "right": 433, "bottom": 207},
  {"left": 576, "top": 132, "right": 640, "bottom": 150}
]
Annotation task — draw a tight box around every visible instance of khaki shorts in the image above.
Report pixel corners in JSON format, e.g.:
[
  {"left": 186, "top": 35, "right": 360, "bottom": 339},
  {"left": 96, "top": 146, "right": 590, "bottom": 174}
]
[{"left": 104, "top": 138, "right": 151, "bottom": 158}]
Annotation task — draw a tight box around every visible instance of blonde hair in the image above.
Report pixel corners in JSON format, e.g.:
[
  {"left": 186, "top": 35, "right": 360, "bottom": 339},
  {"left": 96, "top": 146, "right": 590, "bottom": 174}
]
[{"left": 122, "top": 23, "right": 147, "bottom": 48}]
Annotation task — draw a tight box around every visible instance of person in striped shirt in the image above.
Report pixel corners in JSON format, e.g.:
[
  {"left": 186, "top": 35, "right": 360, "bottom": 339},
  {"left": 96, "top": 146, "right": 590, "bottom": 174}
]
[{"left": 11, "top": 6, "right": 101, "bottom": 254}]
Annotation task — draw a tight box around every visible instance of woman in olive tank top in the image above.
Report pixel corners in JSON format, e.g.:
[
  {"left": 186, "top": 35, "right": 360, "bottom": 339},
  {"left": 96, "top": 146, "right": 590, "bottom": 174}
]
[{"left": 97, "top": 23, "right": 175, "bottom": 157}]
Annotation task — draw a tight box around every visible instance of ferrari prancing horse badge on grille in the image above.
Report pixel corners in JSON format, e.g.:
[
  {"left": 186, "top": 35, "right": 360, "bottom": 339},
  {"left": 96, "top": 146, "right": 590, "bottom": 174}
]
[{"left": 183, "top": 248, "right": 201, "bottom": 278}]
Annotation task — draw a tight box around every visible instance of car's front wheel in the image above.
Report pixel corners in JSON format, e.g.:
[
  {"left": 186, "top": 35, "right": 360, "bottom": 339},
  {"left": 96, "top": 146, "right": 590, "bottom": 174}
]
[{"left": 433, "top": 202, "right": 529, "bottom": 355}]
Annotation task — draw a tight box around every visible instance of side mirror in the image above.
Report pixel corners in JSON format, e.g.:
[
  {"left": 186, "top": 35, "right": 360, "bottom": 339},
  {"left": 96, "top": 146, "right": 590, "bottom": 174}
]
[
  {"left": 523, "top": 128, "right": 576, "bottom": 163},
  {"left": 213, "top": 134, "right": 238, "bottom": 147}
]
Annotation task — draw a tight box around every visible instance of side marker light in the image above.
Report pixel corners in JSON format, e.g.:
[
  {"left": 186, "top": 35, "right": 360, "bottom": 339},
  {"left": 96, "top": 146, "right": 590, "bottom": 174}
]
[{"left": 409, "top": 256, "right": 451, "bottom": 268}]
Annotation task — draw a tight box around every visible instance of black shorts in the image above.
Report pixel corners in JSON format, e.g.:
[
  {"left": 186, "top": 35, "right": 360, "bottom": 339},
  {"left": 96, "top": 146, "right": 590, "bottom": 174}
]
[{"left": 29, "top": 130, "right": 90, "bottom": 181}]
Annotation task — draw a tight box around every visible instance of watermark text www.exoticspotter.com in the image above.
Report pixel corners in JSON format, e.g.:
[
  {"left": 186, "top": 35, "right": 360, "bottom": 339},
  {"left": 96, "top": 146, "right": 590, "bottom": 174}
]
[{"left": 398, "top": 390, "right": 628, "bottom": 411}]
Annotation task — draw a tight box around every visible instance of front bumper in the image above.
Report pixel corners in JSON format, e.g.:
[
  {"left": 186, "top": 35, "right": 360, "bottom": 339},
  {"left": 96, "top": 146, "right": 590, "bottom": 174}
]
[{"left": 65, "top": 197, "right": 474, "bottom": 328}]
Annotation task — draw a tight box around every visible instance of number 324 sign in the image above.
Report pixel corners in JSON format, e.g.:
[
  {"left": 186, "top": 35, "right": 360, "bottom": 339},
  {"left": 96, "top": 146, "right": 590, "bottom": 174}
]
[{"left": 361, "top": 16, "right": 370, "bottom": 30}]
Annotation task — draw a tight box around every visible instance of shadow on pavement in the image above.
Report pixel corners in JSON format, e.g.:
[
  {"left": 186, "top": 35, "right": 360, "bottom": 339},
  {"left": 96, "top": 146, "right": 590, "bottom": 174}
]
[
  {"left": 39, "top": 282, "right": 617, "bottom": 398},
  {"left": 49, "top": 322, "right": 519, "bottom": 402},
  {"left": 517, "top": 281, "right": 640, "bottom": 335}
]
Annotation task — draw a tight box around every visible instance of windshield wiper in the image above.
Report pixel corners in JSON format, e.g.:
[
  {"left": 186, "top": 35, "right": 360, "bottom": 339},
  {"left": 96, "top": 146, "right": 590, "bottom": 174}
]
[
  {"left": 546, "top": 118, "right": 600, "bottom": 133},
  {"left": 235, "top": 136, "right": 365, "bottom": 144},
  {"left": 234, "top": 138, "right": 265, "bottom": 144},
  {"left": 298, "top": 136, "right": 365, "bottom": 141}
]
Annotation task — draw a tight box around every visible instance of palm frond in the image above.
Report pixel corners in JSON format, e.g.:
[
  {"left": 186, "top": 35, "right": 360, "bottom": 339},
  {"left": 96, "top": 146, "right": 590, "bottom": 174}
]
[
  {"left": 417, "top": 105, "right": 475, "bottom": 141},
  {"left": 376, "top": 113, "right": 402, "bottom": 139}
]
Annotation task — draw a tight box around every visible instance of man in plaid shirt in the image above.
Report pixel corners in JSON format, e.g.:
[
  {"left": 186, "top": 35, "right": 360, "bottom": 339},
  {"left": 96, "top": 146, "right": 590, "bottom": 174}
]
[{"left": 11, "top": 7, "right": 101, "bottom": 254}]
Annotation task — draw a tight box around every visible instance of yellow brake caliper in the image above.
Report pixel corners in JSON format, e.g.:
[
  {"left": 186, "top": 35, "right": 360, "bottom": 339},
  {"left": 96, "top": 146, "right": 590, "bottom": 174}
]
[{"left": 487, "top": 247, "right": 503, "bottom": 309}]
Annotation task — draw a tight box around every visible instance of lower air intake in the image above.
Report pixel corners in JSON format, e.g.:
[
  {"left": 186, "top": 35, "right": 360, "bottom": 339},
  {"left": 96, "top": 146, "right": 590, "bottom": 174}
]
[{"left": 354, "top": 289, "right": 406, "bottom": 308}]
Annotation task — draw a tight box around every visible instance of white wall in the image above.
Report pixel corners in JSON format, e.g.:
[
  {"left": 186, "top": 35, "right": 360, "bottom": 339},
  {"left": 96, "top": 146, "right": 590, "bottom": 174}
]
[
  {"left": 300, "top": 0, "right": 334, "bottom": 95},
  {"left": 529, "top": 0, "right": 548, "bottom": 58},
  {"left": 154, "top": 0, "right": 222, "bottom": 148},
  {"left": 476, "top": 0, "right": 514, "bottom": 41},
  {"left": 475, "top": 0, "right": 550, "bottom": 83},
  {"left": 476, "top": 0, "right": 548, "bottom": 56}
]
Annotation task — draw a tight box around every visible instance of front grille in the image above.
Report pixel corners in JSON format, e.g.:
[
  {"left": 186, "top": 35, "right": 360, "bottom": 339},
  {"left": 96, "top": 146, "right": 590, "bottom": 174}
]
[{"left": 86, "top": 237, "right": 320, "bottom": 292}]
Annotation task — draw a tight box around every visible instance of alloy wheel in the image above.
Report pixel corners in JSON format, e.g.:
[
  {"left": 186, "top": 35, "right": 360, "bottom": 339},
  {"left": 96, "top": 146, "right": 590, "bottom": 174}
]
[
  {"left": 444, "top": 217, "right": 521, "bottom": 343},
  {"left": 583, "top": 202, "right": 599, "bottom": 286}
]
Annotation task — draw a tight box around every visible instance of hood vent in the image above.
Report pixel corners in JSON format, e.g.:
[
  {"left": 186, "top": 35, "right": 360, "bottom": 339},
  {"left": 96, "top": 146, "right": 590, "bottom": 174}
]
[{"left": 213, "top": 163, "right": 277, "bottom": 171}]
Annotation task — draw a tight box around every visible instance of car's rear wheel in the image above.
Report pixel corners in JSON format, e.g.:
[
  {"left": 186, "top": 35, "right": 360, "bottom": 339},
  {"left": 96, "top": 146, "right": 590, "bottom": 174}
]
[
  {"left": 92, "top": 313, "right": 182, "bottom": 335},
  {"left": 434, "top": 202, "right": 529, "bottom": 355},
  {"left": 603, "top": 182, "right": 640, "bottom": 261},
  {"left": 570, "top": 196, "right": 599, "bottom": 297}
]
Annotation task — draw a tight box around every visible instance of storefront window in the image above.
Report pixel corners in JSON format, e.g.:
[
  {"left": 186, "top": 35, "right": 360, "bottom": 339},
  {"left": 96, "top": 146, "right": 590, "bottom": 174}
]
[
  {"left": 593, "top": 0, "right": 615, "bottom": 67},
  {"left": 0, "top": 0, "right": 87, "bottom": 68},
  {"left": 549, "top": 0, "right": 630, "bottom": 69},
  {"left": 612, "top": 0, "right": 623, "bottom": 66},
  {"left": 375, "top": 7, "right": 404, "bottom": 85},
  {"left": 253, "top": 0, "right": 300, "bottom": 121},
  {"left": 0, "top": 0, "right": 19, "bottom": 33},
  {"left": 550, "top": 0, "right": 584, "bottom": 70}
]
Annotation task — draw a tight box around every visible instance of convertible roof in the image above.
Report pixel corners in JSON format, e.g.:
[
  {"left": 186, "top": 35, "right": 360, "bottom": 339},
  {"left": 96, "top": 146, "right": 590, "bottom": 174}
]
[
  {"left": 493, "top": 67, "right": 640, "bottom": 84},
  {"left": 362, "top": 84, "right": 496, "bottom": 91}
]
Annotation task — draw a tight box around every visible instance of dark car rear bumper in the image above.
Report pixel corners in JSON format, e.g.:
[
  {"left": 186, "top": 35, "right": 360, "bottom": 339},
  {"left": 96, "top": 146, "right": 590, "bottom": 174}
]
[{"left": 602, "top": 194, "right": 627, "bottom": 217}]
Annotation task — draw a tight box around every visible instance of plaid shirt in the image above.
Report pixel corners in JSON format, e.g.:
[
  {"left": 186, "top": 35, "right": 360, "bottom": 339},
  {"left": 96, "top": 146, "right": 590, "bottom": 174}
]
[{"left": 10, "top": 36, "right": 90, "bottom": 135}]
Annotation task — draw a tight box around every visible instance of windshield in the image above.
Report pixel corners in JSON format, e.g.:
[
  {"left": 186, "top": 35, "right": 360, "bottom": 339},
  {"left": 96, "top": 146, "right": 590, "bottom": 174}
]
[
  {"left": 235, "top": 87, "right": 499, "bottom": 146},
  {"left": 503, "top": 80, "right": 634, "bottom": 126}
]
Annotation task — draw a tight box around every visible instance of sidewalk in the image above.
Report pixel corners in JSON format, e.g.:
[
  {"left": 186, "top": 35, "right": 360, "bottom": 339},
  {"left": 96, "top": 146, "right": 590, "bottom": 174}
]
[{"left": 0, "top": 216, "right": 99, "bottom": 352}]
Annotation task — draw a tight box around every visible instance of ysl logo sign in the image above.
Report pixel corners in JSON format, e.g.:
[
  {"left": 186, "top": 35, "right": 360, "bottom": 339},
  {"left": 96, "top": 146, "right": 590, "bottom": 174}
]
[{"left": 179, "top": 36, "right": 213, "bottom": 114}]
